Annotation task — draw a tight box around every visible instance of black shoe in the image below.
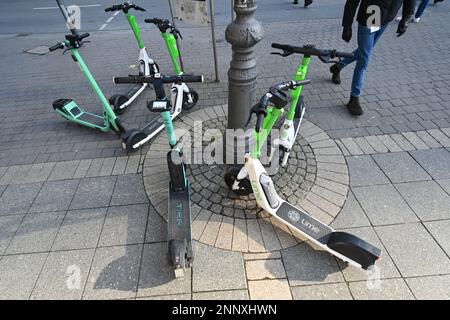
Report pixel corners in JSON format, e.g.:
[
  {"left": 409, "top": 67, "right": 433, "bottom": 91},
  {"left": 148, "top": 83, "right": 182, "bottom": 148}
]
[
  {"left": 346, "top": 96, "right": 363, "bottom": 116},
  {"left": 304, "top": 0, "right": 313, "bottom": 7},
  {"left": 434, "top": 0, "right": 444, "bottom": 4},
  {"left": 330, "top": 63, "right": 342, "bottom": 84}
]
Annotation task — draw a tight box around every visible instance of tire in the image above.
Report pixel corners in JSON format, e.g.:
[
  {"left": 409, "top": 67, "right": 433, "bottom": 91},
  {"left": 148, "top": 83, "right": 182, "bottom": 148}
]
[
  {"left": 224, "top": 167, "right": 253, "bottom": 196},
  {"left": 182, "top": 89, "right": 199, "bottom": 110},
  {"left": 109, "top": 94, "right": 129, "bottom": 115},
  {"left": 122, "top": 129, "right": 148, "bottom": 152}
]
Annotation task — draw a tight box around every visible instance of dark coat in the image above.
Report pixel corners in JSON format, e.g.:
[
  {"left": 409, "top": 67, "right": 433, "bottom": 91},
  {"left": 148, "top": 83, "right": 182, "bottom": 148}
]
[{"left": 342, "top": 0, "right": 416, "bottom": 27}]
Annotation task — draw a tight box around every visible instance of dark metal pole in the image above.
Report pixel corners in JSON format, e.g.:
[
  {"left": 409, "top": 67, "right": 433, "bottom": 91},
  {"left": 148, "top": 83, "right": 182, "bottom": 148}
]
[
  {"left": 168, "top": 0, "right": 185, "bottom": 71},
  {"left": 225, "top": 0, "right": 263, "bottom": 130},
  {"left": 209, "top": 0, "right": 220, "bottom": 82}
]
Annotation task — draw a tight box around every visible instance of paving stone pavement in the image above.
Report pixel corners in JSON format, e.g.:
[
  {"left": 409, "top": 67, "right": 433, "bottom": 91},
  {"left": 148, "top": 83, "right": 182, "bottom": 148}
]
[{"left": 1, "top": 7, "right": 450, "bottom": 300}]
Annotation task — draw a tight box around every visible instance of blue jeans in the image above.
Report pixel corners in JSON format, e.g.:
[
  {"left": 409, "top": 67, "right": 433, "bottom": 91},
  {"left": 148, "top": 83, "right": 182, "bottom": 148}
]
[
  {"left": 415, "top": 0, "right": 430, "bottom": 18},
  {"left": 339, "top": 23, "right": 388, "bottom": 97}
]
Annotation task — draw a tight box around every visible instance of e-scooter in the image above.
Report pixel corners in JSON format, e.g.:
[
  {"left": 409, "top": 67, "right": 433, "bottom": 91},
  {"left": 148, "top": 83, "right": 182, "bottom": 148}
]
[
  {"left": 268, "top": 43, "right": 354, "bottom": 167},
  {"left": 225, "top": 80, "right": 381, "bottom": 270},
  {"left": 114, "top": 73, "right": 203, "bottom": 277},
  {"left": 105, "top": 3, "right": 198, "bottom": 114}
]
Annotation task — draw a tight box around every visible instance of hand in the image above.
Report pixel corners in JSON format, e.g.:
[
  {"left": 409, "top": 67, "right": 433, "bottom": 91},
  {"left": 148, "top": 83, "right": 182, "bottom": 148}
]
[
  {"left": 397, "top": 17, "right": 410, "bottom": 37},
  {"left": 342, "top": 26, "right": 352, "bottom": 42}
]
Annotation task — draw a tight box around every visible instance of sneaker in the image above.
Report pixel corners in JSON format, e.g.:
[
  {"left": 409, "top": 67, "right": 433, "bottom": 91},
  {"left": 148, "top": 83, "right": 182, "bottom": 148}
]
[
  {"left": 413, "top": 17, "right": 421, "bottom": 23},
  {"left": 395, "top": 16, "right": 402, "bottom": 21},
  {"left": 304, "top": 0, "right": 313, "bottom": 7},
  {"left": 330, "top": 63, "right": 342, "bottom": 85},
  {"left": 346, "top": 96, "right": 363, "bottom": 116},
  {"left": 434, "top": 0, "right": 444, "bottom": 4}
]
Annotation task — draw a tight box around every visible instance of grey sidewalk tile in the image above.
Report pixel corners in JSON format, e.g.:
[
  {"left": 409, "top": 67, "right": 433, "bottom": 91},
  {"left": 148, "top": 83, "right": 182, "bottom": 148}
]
[
  {"left": 330, "top": 191, "right": 371, "bottom": 229},
  {"left": 349, "top": 278, "right": 414, "bottom": 300},
  {"left": 354, "top": 137, "right": 376, "bottom": 154},
  {"left": 436, "top": 179, "right": 450, "bottom": 194},
  {"left": 365, "top": 136, "right": 389, "bottom": 154},
  {"left": 402, "top": 132, "right": 429, "bottom": 150},
  {"left": 427, "top": 129, "right": 450, "bottom": 148},
  {"left": 406, "top": 275, "right": 450, "bottom": 300},
  {"left": 6, "top": 211, "right": 65, "bottom": 255},
  {"left": 352, "top": 185, "right": 418, "bottom": 226},
  {"left": 48, "top": 160, "right": 79, "bottom": 181},
  {"left": 69, "top": 176, "right": 116, "bottom": 210},
  {"left": 377, "top": 135, "right": 402, "bottom": 153},
  {"left": 73, "top": 159, "right": 91, "bottom": 179},
  {"left": 83, "top": 244, "right": 142, "bottom": 300},
  {"left": 410, "top": 148, "right": 450, "bottom": 180},
  {"left": 98, "top": 204, "right": 148, "bottom": 247},
  {"left": 23, "top": 162, "right": 55, "bottom": 183},
  {"left": 52, "top": 208, "right": 107, "bottom": 251},
  {"left": 390, "top": 134, "right": 415, "bottom": 151},
  {"left": 138, "top": 294, "right": 191, "bottom": 300},
  {"left": 415, "top": 131, "right": 442, "bottom": 149},
  {"left": 111, "top": 157, "right": 128, "bottom": 176},
  {"left": 291, "top": 283, "right": 353, "bottom": 300},
  {"left": 29, "top": 179, "right": 79, "bottom": 213},
  {"left": 0, "top": 215, "right": 24, "bottom": 255},
  {"left": 85, "top": 158, "right": 104, "bottom": 177},
  {"left": 376, "top": 223, "right": 450, "bottom": 277},
  {"left": 145, "top": 205, "right": 167, "bottom": 243},
  {"left": 193, "top": 241, "right": 246, "bottom": 292},
  {"left": 248, "top": 279, "right": 292, "bottom": 300},
  {"left": 30, "top": 249, "right": 95, "bottom": 300},
  {"left": 0, "top": 182, "right": 42, "bottom": 215},
  {"left": 347, "top": 155, "right": 389, "bottom": 187},
  {"left": 98, "top": 157, "right": 116, "bottom": 176},
  {"left": 193, "top": 290, "right": 249, "bottom": 300},
  {"left": 125, "top": 155, "right": 141, "bottom": 174},
  {"left": 337, "top": 227, "right": 400, "bottom": 282},
  {"left": 424, "top": 220, "right": 450, "bottom": 257},
  {"left": 0, "top": 253, "right": 47, "bottom": 299},
  {"left": 0, "top": 165, "right": 32, "bottom": 185},
  {"left": 110, "top": 174, "right": 148, "bottom": 206},
  {"left": 0, "top": 185, "right": 6, "bottom": 198},
  {"left": 340, "top": 138, "right": 364, "bottom": 156},
  {"left": 395, "top": 181, "right": 450, "bottom": 221},
  {"left": 282, "top": 243, "right": 344, "bottom": 286},
  {"left": 137, "top": 242, "right": 191, "bottom": 297},
  {"left": 372, "top": 152, "right": 431, "bottom": 183},
  {"left": 245, "top": 259, "right": 286, "bottom": 280}
]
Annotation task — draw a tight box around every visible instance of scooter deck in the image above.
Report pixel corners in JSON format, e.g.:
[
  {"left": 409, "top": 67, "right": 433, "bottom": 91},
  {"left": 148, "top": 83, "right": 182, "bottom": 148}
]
[
  {"left": 275, "top": 201, "right": 381, "bottom": 269},
  {"left": 77, "top": 111, "right": 105, "bottom": 127},
  {"left": 168, "top": 185, "right": 192, "bottom": 240}
]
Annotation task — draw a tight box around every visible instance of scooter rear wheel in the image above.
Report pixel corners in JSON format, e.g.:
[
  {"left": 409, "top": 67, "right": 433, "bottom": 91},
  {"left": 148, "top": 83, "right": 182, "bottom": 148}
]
[
  {"left": 109, "top": 94, "right": 129, "bottom": 115},
  {"left": 224, "top": 167, "right": 253, "bottom": 196},
  {"left": 182, "top": 89, "right": 199, "bottom": 110},
  {"left": 122, "top": 129, "right": 148, "bottom": 152}
]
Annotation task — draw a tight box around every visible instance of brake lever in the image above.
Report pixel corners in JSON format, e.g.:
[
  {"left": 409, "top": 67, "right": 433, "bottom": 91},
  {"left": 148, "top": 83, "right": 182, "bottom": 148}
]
[
  {"left": 318, "top": 55, "right": 340, "bottom": 64},
  {"left": 172, "top": 27, "right": 183, "bottom": 40},
  {"left": 245, "top": 103, "right": 266, "bottom": 128},
  {"left": 270, "top": 50, "right": 293, "bottom": 57}
]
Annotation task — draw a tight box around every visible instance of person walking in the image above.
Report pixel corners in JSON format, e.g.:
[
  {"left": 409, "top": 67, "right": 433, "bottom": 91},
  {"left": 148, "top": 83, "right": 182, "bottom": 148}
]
[
  {"left": 293, "top": 0, "right": 313, "bottom": 7},
  {"left": 329, "top": 0, "right": 416, "bottom": 116},
  {"left": 400, "top": 0, "right": 445, "bottom": 23}
]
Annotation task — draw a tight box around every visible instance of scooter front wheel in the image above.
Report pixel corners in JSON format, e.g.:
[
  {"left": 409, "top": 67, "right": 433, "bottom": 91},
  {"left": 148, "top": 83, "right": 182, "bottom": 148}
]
[
  {"left": 224, "top": 167, "right": 253, "bottom": 196},
  {"left": 182, "top": 89, "right": 199, "bottom": 110}
]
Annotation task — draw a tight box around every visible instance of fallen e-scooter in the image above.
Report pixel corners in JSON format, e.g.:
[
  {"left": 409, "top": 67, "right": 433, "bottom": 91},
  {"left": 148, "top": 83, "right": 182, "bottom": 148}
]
[
  {"left": 114, "top": 72, "right": 203, "bottom": 277},
  {"left": 225, "top": 80, "right": 381, "bottom": 270}
]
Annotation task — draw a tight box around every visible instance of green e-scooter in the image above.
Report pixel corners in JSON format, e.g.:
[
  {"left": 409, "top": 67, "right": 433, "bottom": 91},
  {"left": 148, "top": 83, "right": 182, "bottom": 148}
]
[
  {"left": 114, "top": 72, "right": 204, "bottom": 277},
  {"left": 106, "top": 3, "right": 198, "bottom": 114}
]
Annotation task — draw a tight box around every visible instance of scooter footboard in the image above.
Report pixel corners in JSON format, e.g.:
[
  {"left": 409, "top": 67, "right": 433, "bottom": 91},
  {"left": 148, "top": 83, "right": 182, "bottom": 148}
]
[{"left": 275, "top": 201, "right": 381, "bottom": 269}]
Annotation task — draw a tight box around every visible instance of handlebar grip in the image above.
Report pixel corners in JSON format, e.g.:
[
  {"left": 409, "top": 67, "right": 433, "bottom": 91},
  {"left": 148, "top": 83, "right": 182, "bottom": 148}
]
[
  {"left": 162, "top": 74, "right": 204, "bottom": 84},
  {"left": 335, "top": 51, "right": 354, "bottom": 59},
  {"left": 271, "top": 43, "right": 287, "bottom": 50},
  {"left": 144, "top": 18, "right": 156, "bottom": 24},
  {"left": 79, "top": 33, "right": 90, "bottom": 39},
  {"left": 256, "top": 114, "right": 265, "bottom": 133},
  {"left": 49, "top": 43, "right": 64, "bottom": 52},
  {"left": 105, "top": 7, "right": 114, "bottom": 12},
  {"left": 294, "top": 79, "right": 311, "bottom": 87},
  {"left": 113, "top": 76, "right": 147, "bottom": 84},
  {"left": 135, "top": 5, "right": 146, "bottom": 11}
]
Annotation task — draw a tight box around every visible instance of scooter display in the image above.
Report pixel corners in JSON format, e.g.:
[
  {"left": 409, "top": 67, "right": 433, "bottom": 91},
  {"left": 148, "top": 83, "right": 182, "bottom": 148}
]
[
  {"left": 114, "top": 73, "right": 204, "bottom": 277},
  {"left": 225, "top": 80, "right": 382, "bottom": 270}
]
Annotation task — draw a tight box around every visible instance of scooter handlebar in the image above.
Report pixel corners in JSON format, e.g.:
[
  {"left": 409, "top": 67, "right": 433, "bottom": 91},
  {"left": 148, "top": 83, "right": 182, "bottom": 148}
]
[
  {"left": 272, "top": 43, "right": 353, "bottom": 59},
  {"left": 113, "top": 74, "right": 204, "bottom": 84},
  {"left": 49, "top": 42, "right": 65, "bottom": 52}
]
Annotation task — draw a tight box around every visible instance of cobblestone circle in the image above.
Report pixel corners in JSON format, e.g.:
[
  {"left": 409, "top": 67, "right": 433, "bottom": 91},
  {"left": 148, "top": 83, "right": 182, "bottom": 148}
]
[
  {"left": 188, "top": 116, "right": 317, "bottom": 220},
  {"left": 143, "top": 105, "right": 350, "bottom": 253}
]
